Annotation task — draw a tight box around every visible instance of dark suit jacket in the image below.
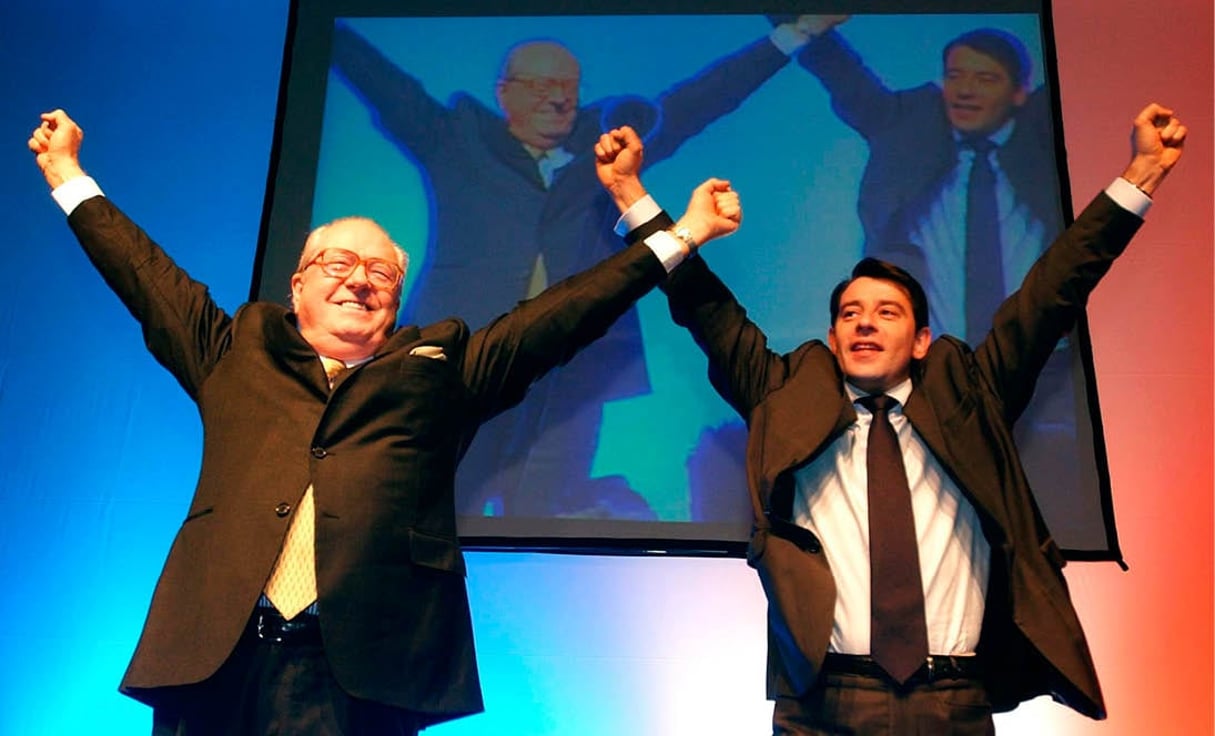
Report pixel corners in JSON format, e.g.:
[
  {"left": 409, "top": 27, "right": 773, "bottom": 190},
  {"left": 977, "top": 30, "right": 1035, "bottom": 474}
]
[
  {"left": 651, "top": 192, "right": 1143, "bottom": 719},
  {"left": 67, "top": 195, "right": 668, "bottom": 726},
  {"left": 798, "top": 30, "right": 1061, "bottom": 279}
]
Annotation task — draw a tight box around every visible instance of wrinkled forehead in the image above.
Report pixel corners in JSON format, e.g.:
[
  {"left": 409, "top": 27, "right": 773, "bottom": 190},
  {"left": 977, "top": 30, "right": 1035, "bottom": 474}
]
[{"left": 505, "top": 42, "right": 580, "bottom": 80}]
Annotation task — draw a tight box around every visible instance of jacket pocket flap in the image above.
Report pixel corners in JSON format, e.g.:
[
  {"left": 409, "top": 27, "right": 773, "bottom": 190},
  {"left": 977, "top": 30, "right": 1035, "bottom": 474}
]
[{"left": 408, "top": 528, "right": 467, "bottom": 575}]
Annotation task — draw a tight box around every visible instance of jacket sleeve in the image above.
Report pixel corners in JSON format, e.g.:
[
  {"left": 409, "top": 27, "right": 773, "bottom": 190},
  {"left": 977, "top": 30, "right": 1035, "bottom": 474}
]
[
  {"left": 623, "top": 35, "right": 792, "bottom": 167},
  {"left": 975, "top": 191, "right": 1144, "bottom": 421},
  {"left": 329, "top": 21, "right": 452, "bottom": 165},
  {"left": 656, "top": 218, "right": 790, "bottom": 418},
  {"left": 797, "top": 29, "right": 925, "bottom": 140},
  {"left": 67, "top": 196, "right": 233, "bottom": 400},
  {"left": 456, "top": 222, "right": 670, "bottom": 422}
]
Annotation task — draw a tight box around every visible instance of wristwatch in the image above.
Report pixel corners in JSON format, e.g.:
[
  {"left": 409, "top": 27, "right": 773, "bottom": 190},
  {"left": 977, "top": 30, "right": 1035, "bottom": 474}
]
[{"left": 672, "top": 226, "right": 697, "bottom": 252}]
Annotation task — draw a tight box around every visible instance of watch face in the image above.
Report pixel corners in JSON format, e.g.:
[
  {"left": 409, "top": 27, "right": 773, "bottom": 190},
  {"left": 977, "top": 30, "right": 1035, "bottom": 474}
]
[{"left": 674, "top": 227, "right": 697, "bottom": 250}]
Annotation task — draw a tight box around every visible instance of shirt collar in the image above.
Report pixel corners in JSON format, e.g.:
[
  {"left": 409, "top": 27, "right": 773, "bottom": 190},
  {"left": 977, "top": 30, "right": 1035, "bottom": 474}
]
[
  {"left": 845, "top": 377, "right": 913, "bottom": 408},
  {"left": 953, "top": 117, "right": 1016, "bottom": 147}
]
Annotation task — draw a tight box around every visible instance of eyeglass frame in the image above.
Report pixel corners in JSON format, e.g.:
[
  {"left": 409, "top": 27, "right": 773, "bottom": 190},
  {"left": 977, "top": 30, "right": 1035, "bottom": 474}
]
[
  {"left": 500, "top": 75, "right": 580, "bottom": 101},
  {"left": 299, "top": 248, "right": 404, "bottom": 290}
]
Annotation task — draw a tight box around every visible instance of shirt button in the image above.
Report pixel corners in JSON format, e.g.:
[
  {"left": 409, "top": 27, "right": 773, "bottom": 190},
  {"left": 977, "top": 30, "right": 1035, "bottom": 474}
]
[
  {"left": 311, "top": 447, "right": 328, "bottom": 459},
  {"left": 275, "top": 502, "right": 291, "bottom": 517}
]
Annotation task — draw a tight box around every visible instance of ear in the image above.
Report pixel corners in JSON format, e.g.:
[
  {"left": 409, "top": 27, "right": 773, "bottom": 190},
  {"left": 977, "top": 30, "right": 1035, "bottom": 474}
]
[
  {"left": 290, "top": 272, "right": 304, "bottom": 312},
  {"left": 494, "top": 81, "right": 509, "bottom": 113},
  {"left": 827, "top": 326, "right": 840, "bottom": 357},
  {"left": 912, "top": 326, "right": 932, "bottom": 360},
  {"left": 1012, "top": 86, "right": 1028, "bottom": 107}
]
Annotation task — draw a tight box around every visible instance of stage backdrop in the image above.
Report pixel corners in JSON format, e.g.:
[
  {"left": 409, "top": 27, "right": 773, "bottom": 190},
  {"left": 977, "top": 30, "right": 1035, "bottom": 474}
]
[{"left": 0, "top": 0, "right": 1209, "bottom": 734}]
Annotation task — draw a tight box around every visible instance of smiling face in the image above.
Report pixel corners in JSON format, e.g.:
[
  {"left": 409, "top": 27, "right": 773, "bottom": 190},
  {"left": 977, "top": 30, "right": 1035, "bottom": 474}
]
[
  {"left": 496, "top": 41, "right": 580, "bottom": 151},
  {"left": 942, "top": 44, "right": 1027, "bottom": 136},
  {"left": 290, "top": 218, "right": 404, "bottom": 360},
  {"left": 828, "top": 277, "right": 931, "bottom": 394}
]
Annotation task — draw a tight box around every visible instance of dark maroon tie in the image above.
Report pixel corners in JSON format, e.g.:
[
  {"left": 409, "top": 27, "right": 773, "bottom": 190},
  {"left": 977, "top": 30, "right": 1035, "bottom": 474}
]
[{"left": 859, "top": 394, "right": 929, "bottom": 683}]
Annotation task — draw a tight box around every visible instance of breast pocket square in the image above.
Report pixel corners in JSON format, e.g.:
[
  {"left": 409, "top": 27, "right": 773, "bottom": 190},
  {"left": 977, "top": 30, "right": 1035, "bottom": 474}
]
[{"left": 409, "top": 345, "right": 447, "bottom": 361}]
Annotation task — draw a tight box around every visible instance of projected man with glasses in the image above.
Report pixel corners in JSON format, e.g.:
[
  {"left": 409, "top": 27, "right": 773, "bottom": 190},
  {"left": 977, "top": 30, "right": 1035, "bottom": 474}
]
[
  {"left": 30, "top": 110, "right": 741, "bottom": 734},
  {"left": 329, "top": 19, "right": 813, "bottom": 523}
]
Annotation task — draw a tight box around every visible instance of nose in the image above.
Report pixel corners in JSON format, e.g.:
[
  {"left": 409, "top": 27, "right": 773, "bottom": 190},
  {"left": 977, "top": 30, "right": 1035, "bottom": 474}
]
[{"left": 343, "top": 262, "right": 371, "bottom": 289}]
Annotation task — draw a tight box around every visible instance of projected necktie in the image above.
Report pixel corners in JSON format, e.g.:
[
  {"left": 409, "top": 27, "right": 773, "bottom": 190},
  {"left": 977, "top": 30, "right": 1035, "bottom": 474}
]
[
  {"left": 964, "top": 137, "right": 1003, "bottom": 345},
  {"left": 860, "top": 394, "right": 928, "bottom": 684},
  {"left": 264, "top": 356, "right": 346, "bottom": 619}
]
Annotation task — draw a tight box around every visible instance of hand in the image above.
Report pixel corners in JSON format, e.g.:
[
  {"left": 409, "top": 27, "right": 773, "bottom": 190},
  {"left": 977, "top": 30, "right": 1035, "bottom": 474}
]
[
  {"left": 794, "top": 14, "right": 850, "bottom": 38},
  {"left": 29, "top": 109, "right": 86, "bottom": 190},
  {"left": 1121, "top": 102, "right": 1186, "bottom": 195},
  {"left": 595, "top": 125, "right": 647, "bottom": 211},
  {"left": 672, "top": 178, "right": 742, "bottom": 252}
]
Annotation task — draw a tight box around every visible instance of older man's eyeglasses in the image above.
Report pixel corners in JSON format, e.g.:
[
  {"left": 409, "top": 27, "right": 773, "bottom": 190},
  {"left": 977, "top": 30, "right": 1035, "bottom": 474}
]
[
  {"left": 302, "top": 248, "right": 403, "bottom": 289},
  {"left": 503, "top": 76, "right": 579, "bottom": 100}
]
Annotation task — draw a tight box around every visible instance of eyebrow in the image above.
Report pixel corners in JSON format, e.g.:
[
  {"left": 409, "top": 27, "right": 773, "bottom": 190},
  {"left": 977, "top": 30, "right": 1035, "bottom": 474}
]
[{"left": 839, "top": 299, "right": 908, "bottom": 313}]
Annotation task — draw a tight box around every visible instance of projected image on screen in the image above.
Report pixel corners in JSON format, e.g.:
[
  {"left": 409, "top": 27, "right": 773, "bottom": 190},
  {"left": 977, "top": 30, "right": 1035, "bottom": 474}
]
[{"left": 257, "top": 1, "right": 1120, "bottom": 558}]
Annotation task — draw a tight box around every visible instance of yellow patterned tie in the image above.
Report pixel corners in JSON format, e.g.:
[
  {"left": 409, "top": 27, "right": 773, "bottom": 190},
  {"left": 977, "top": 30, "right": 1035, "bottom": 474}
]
[{"left": 264, "top": 356, "right": 346, "bottom": 619}]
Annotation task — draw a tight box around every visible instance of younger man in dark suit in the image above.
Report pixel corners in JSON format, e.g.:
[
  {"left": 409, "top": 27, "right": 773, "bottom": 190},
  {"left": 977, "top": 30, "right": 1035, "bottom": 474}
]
[{"left": 605, "top": 103, "right": 1185, "bottom": 733}]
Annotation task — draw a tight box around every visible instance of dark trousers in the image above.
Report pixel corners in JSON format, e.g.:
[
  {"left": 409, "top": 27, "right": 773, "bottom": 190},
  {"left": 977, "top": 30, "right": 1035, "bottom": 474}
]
[
  {"left": 773, "top": 671, "right": 995, "bottom": 736},
  {"left": 150, "top": 612, "right": 420, "bottom": 736}
]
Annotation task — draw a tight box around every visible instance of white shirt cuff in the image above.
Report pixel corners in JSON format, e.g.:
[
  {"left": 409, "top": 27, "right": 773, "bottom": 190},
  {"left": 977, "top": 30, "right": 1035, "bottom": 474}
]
[
  {"left": 612, "top": 195, "right": 687, "bottom": 273},
  {"left": 52, "top": 176, "right": 104, "bottom": 215},
  {"left": 1105, "top": 177, "right": 1151, "bottom": 218},
  {"left": 644, "top": 230, "right": 690, "bottom": 273},
  {"left": 614, "top": 194, "right": 662, "bottom": 236},
  {"left": 769, "top": 25, "right": 811, "bottom": 56}
]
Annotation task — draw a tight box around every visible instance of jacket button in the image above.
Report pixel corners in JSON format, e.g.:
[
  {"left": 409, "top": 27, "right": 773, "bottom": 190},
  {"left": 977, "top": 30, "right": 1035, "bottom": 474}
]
[
  {"left": 311, "top": 446, "right": 327, "bottom": 459},
  {"left": 275, "top": 502, "right": 291, "bottom": 517}
]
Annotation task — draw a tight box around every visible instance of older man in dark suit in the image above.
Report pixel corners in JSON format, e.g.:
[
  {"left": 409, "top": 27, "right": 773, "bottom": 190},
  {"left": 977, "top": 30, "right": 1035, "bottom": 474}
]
[
  {"left": 608, "top": 103, "right": 1184, "bottom": 733},
  {"left": 29, "top": 113, "right": 738, "bottom": 735}
]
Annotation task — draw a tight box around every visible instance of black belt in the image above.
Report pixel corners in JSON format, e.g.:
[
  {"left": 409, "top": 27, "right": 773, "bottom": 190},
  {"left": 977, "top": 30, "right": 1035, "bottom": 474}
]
[
  {"left": 822, "top": 653, "right": 982, "bottom": 684},
  {"left": 252, "top": 607, "right": 321, "bottom": 645}
]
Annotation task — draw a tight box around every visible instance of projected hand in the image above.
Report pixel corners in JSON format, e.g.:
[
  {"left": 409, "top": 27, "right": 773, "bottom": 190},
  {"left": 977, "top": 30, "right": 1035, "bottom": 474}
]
[
  {"left": 794, "top": 15, "right": 850, "bottom": 38},
  {"left": 1120, "top": 103, "right": 1186, "bottom": 196},
  {"left": 595, "top": 126, "right": 646, "bottom": 212},
  {"left": 29, "top": 109, "right": 86, "bottom": 190},
  {"left": 672, "top": 178, "right": 741, "bottom": 252}
]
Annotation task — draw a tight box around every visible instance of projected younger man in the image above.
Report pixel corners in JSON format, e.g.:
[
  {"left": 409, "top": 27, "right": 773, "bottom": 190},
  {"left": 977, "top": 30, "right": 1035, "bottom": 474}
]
[
  {"left": 29, "top": 112, "right": 738, "bottom": 735},
  {"left": 329, "top": 20, "right": 813, "bottom": 522},
  {"left": 611, "top": 103, "right": 1184, "bottom": 732},
  {"left": 789, "top": 16, "right": 1057, "bottom": 342}
]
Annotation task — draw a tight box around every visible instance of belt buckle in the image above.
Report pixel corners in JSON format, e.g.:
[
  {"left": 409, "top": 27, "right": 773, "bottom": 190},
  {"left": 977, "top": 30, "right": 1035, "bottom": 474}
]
[{"left": 257, "top": 612, "right": 286, "bottom": 644}]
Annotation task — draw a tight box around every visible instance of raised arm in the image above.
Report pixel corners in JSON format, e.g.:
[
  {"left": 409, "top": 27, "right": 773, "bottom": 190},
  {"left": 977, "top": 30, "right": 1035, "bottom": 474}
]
[
  {"left": 615, "top": 21, "right": 803, "bottom": 166},
  {"left": 976, "top": 103, "right": 1186, "bottom": 418},
  {"left": 793, "top": 17, "right": 929, "bottom": 139},
  {"left": 592, "top": 127, "right": 788, "bottom": 417},
  {"left": 596, "top": 125, "right": 740, "bottom": 253},
  {"left": 30, "top": 109, "right": 233, "bottom": 400},
  {"left": 329, "top": 22, "right": 454, "bottom": 162}
]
